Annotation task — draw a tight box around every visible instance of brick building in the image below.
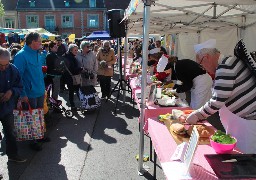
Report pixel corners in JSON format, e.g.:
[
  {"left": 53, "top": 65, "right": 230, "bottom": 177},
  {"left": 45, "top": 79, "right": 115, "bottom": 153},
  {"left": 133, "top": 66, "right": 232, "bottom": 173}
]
[
  {"left": 16, "top": 0, "right": 107, "bottom": 38},
  {"left": 0, "top": 0, "right": 19, "bottom": 29}
]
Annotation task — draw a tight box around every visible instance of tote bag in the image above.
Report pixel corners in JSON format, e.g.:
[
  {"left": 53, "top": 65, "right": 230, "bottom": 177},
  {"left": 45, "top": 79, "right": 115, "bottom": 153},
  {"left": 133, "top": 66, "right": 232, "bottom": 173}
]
[{"left": 13, "top": 102, "right": 45, "bottom": 141}]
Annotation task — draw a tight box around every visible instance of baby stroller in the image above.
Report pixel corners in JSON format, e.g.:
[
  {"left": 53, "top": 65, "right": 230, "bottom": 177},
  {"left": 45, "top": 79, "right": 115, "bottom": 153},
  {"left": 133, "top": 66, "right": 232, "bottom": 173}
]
[{"left": 46, "top": 85, "right": 73, "bottom": 118}]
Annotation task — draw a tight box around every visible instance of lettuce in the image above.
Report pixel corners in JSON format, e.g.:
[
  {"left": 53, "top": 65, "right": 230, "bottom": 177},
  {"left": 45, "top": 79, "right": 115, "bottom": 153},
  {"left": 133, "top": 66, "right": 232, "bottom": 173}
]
[{"left": 211, "top": 130, "right": 236, "bottom": 144}]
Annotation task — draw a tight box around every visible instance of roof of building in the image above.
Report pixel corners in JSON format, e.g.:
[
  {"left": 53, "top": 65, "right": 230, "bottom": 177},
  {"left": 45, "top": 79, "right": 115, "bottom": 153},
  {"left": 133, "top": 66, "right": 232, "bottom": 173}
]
[
  {"left": 16, "top": 0, "right": 105, "bottom": 10},
  {"left": 2, "top": 0, "right": 18, "bottom": 11},
  {"left": 104, "top": 0, "right": 130, "bottom": 10}
]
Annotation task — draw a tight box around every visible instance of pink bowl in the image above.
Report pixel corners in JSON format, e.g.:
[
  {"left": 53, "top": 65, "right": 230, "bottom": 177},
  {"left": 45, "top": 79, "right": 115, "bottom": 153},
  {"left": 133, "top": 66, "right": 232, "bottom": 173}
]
[{"left": 210, "top": 137, "right": 237, "bottom": 154}]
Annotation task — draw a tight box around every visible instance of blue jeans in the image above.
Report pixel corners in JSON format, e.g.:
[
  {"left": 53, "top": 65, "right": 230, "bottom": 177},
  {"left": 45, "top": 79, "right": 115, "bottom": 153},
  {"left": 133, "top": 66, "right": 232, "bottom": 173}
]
[
  {"left": 0, "top": 113, "right": 18, "bottom": 157},
  {"left": 22, "top": 95, "right": 44, "bottom": 109}
]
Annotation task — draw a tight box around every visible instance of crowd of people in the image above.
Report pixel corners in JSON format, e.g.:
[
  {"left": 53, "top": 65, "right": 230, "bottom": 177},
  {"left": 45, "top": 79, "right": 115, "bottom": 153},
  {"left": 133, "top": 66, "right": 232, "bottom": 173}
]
[{"left": 0, "top": 32, "right": 119, "bottom": 169}]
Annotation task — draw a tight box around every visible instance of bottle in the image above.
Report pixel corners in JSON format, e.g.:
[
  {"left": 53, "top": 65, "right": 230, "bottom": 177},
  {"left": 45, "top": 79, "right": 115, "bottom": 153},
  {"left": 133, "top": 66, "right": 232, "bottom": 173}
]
[{"left": 156, "top": 85, "right": 162, "bottom": 99}]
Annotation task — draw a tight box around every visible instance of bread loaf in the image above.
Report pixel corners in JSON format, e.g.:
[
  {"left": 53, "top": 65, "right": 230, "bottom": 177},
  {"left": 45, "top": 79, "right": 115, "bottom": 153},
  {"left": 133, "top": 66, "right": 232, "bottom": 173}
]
[
  {"left": 187, "top": 125, "right": 215, "bottom": 138},
  {"left": 171, "top": 123, "right": 185, "bottom": 135}
]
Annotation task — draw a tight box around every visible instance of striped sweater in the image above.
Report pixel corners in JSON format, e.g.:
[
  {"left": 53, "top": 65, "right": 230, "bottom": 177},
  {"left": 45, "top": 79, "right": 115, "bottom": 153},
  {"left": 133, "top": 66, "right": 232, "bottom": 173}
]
[{"left": 197, "top": 56, "right": 256, "bottom": 120}]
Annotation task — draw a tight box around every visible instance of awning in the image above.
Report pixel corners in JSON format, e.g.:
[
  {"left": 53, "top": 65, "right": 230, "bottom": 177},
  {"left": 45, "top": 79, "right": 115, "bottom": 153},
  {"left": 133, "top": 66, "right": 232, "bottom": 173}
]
[
  {"left": 125, "top": 0, "right": 256, "bottom": 34},
  {"left": 86, "top": 31, "right": 111, "bottom": 40}
]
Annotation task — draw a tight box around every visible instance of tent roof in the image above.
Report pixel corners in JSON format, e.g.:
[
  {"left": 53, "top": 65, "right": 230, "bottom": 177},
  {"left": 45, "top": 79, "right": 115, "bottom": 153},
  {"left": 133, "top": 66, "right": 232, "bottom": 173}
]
[
  {"left": 86, "top": 31, "right": 111, "bottom": 40},
  {"left": 125, "top": 0, "right": 256, "bottom": 34}
]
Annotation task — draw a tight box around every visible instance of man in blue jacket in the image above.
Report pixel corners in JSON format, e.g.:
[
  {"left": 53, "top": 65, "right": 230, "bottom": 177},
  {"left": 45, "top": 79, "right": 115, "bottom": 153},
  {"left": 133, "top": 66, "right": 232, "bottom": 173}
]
[
  {"left": 14, "top": 32, "right": 49, "bottom": 151},
  {"left": 0, "top": 47, "right": 26, "bottom": 162}
]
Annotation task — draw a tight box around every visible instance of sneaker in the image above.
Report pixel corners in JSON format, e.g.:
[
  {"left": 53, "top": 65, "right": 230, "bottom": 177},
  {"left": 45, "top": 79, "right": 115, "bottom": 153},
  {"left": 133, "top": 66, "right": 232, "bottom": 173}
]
[
  {"left": 0, "top": 174, "right": 3, "bottom": 179},
  {"left": 37, "top": 137, "right": 51, "bottom": 143},
  {"left": 30, "top": 142, "right": 43, "bottom": 151},
  {"left": 8, "top": 155, "right": 27, "bottom": 163}
]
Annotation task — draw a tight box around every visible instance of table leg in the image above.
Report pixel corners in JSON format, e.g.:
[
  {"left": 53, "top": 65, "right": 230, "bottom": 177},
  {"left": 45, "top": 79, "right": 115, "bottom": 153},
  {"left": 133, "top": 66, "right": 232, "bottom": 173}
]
[
  {"left": 150, "top": 138, "right": 152, "bottom": 162},
  {"left": 153, "top": 150, "right": 157, "bottom": 180}
]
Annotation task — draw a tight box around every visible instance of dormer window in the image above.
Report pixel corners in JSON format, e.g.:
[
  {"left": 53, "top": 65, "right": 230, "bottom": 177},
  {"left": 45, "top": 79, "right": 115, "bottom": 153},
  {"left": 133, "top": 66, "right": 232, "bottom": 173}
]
[
  {"left": 29, "top": 0, "right": 35, "bottom": 7},
  {"left": 64, "top": 1, "right": 70, "bottom": 7}
]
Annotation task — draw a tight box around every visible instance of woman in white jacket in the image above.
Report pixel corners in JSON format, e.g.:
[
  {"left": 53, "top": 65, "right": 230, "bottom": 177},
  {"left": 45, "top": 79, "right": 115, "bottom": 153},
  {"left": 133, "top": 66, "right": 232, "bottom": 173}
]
[{"left": 76, "top": 41, "right": 98, "bottom": 87}]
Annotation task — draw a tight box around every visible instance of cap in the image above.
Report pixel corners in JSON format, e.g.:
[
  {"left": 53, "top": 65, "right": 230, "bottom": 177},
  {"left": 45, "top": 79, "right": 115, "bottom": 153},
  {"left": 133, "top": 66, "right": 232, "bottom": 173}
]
[
  {"left": 194, "top": 39, "right": 216, "bottom": 53},
  {"left": 149, "top": 48, "right": 160, "bottom": 55}
]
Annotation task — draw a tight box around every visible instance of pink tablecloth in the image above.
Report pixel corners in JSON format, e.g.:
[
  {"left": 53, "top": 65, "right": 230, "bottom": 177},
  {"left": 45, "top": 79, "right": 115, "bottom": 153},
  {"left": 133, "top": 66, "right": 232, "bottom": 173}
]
[
  {"left": 147, "top": 117, "right": 244, "bottom": 180},
  {"left": 129, "top": 78, "right": 141, "bottom": 100},
  {"left": 148, "top": 117, "right": 248, "bottom": 180}
]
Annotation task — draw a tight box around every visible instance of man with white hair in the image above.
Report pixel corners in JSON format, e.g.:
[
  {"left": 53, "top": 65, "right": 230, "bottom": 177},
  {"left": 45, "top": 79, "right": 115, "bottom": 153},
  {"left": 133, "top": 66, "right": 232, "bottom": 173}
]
[
  {"left": 0, "top": 47, "right": 26, "bottom": 162},
  {"left": 186, "top": 39, "right": 256, "bottom": 153}
]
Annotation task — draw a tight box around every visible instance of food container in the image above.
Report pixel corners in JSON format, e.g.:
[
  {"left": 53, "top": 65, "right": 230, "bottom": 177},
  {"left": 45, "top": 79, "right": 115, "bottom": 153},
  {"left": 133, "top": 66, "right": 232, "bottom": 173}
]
[
  {"left": 156, "top": 87, "right": 162, "bottom": 99},
  {"left": 210, "top": 136, "right": 237, "bottom": 154}
]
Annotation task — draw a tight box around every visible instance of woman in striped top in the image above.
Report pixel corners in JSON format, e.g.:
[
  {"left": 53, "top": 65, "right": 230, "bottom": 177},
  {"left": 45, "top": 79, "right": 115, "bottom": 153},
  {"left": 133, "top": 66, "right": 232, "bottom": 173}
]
[{"left": 186, "top": 42, "right": 256, "bottom": 153}]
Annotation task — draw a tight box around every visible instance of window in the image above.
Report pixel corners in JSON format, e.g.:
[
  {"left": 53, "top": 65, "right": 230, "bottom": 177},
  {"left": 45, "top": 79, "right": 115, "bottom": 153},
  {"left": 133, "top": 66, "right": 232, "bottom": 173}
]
[
  {"left": 26, "top": 15, "right": 39, "bottom": 28},
  {"left": 62, "top": 15, "right": 73, "bottom": 28},
  {"left": 29, "top": 1, "right": 35, "bottom": 7},
  {"left": 87, "top": 14, "right": 99, "bottom": 28},
  {"left": 89, "top": 0, "right": 96, "bottom": 8},
  {"left": 5, "top": 18, "right": 15, "bottom": 28},
  {"left": 64, "top": 1, "right": 70, "bottom": 7},
  {"left": 44, "top": 16, "right": 55, "bottom": 31}
]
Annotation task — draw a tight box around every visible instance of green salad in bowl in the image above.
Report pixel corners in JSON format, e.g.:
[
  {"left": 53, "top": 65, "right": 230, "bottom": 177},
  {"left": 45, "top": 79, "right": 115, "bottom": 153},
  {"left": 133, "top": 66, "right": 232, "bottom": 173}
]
[
  {"left": 211, "top": 130, "right": 236, "bottom": 144},
  {"left": 210, "top": 130, "right": 237, "bottom": 154}
]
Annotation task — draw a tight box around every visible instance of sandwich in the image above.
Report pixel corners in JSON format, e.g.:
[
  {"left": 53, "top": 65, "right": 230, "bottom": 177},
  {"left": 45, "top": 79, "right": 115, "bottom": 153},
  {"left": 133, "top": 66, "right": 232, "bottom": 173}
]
[{"left": 171, "top": 123, "right": 186, "bottom": 135}]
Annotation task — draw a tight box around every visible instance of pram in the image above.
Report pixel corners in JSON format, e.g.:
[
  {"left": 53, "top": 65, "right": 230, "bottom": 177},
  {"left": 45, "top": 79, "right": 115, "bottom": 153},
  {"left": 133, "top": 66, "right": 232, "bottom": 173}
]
[{"left": 46, "top": 85, "right": 73, "bottom": 118}]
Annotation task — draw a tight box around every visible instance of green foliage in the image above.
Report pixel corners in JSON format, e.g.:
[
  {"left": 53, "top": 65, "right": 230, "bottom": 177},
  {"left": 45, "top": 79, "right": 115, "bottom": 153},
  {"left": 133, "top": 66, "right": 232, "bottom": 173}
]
[
  {"left": 0, "top": 1, "right": 4, "bottom": 17},
  {"left": 211, "top": 130, "right": 236, "bottom": 144}
]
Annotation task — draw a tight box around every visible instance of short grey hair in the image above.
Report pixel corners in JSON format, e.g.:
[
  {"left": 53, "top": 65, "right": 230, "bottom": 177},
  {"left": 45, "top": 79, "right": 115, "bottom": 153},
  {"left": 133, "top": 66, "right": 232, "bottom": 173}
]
[
  {"left": 103, "top": 41, "right": 110, "bottom": 47},
  {"left": 68, "top": 43, "right": 78, "bottom": 52},
  {"left": 197, "top": 48, "right": 220, "bottom": 57},
  {"left": 0, "top": 47, "right": 11, "bottom": 61},
  {"left": 80, "top": 41, "right": 90, "bottom": 49}
]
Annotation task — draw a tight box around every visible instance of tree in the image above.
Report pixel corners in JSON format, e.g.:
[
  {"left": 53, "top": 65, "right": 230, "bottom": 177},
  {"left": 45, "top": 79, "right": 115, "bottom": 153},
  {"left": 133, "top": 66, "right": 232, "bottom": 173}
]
[{"left": 0, "top": 1, "right": 4, "bottom": 18}]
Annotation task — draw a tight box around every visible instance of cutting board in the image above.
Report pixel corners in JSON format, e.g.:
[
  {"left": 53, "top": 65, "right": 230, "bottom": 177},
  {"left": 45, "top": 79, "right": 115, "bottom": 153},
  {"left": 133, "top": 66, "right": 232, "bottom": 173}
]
[{"left": 163, "top": 119, "right": 211, "bottom": 145}]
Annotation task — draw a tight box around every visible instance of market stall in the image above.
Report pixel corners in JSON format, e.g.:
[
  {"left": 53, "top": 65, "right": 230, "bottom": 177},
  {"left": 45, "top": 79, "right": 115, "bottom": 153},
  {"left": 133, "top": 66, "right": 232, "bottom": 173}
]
[{"left": 123, "top": 0, "right": 256, "bottom": 176}]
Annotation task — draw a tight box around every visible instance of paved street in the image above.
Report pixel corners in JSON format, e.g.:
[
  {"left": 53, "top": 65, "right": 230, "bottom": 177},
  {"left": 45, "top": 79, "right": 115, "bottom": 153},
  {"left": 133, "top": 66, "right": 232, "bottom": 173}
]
[{"left": 0, "top": 72, "right": 165, "bottom": 180}]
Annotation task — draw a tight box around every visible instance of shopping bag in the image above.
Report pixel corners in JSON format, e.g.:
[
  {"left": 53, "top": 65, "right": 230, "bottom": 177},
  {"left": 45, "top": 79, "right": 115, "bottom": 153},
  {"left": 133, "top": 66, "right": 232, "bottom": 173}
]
[
  {"left": 13, "top": 102, "right": 45, "bottom": 141},
  {"left": 79, "top": 86, "right": 101, "bottom": 110}
]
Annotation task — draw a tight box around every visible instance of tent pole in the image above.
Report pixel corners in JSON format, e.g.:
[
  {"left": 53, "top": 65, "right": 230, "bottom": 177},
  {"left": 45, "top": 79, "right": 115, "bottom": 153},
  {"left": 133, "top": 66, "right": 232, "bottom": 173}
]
[
  {"left": 123, "top": 22, "right": 128, "bottom": 105},
  {"left": 138, "top": 0, "right": 152, "bottom": 175}
]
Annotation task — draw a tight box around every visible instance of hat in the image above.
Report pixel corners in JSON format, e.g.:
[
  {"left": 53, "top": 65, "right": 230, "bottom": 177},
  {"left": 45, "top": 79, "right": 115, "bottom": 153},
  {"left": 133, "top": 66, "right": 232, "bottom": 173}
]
[
  {"left": 157, "top": 55, "right": 168, "bottom": 72},
  {"left": 149, "top": 48, "right": 160, "bottom": 55},
  {"left": 194, "top": 39, "right": 216, "bottom": 53}
]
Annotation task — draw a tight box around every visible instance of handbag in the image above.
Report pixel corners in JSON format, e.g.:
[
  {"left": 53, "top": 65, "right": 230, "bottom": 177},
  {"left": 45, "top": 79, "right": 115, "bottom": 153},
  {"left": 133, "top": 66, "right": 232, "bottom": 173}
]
[
  {"left": 82, "top": 70, "right": 94, "bottom": 79},
  {"left": 64, "top": 62, "right": 81, "bottom": 85},
  {"left": 13, "top": 102, "right": 45, "bottom": 141}
]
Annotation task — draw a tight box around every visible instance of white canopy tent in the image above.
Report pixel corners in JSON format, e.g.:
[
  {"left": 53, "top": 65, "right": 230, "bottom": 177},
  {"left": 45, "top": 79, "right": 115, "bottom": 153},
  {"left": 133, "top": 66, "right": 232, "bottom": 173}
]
[
  {"left": 125, "top": 0, "right": 256, "bottom": 59},
  {"left": 123, "top": 0, "right": 256, "bottom": 175}
]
